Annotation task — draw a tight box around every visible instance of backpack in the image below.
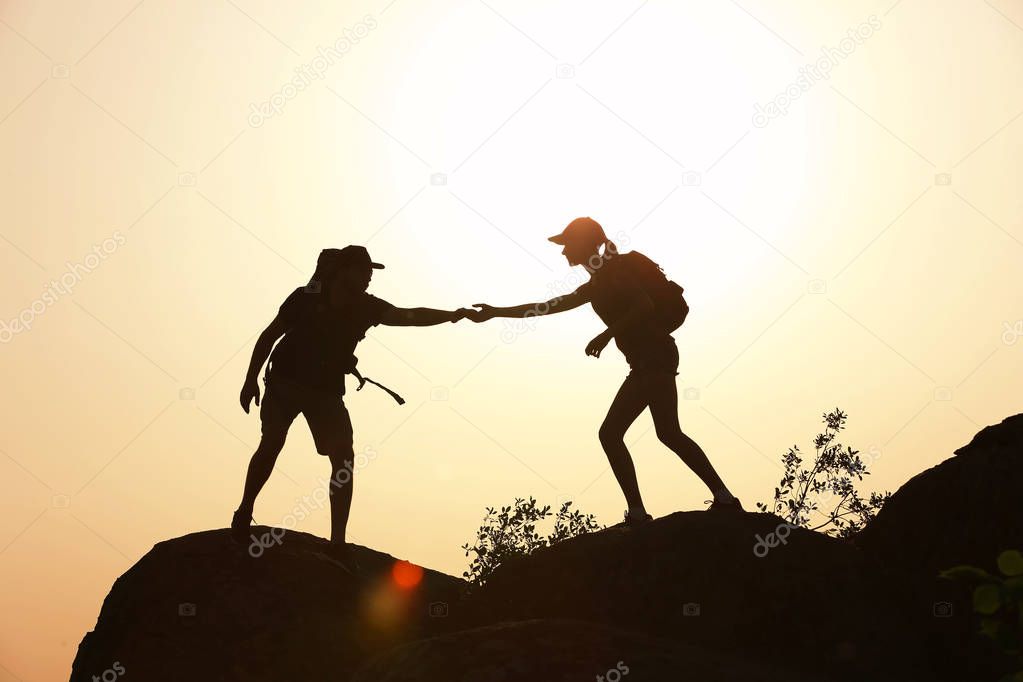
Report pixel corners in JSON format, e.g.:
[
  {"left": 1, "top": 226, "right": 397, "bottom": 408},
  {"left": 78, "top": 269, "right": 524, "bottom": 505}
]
[{"left": 624, "top": 251, "right": 689, "bottom": 332}]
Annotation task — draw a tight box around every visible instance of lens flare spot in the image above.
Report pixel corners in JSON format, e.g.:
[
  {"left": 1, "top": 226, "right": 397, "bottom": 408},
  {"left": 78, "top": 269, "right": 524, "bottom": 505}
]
[{"left": 391, "top": 560, "right": 424, "bottom": 589}]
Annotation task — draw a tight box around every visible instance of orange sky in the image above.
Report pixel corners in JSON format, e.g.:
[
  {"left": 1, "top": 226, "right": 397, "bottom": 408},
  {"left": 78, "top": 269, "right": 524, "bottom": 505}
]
[{"left": 1, "top": 1, "right": 1022, "bottom": 679}]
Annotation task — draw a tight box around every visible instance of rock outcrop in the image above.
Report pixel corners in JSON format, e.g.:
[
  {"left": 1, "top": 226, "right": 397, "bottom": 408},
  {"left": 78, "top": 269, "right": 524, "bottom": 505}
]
[
  {"left": 466, "top": 510, "right": 919, "bottom": 681},
  {"left": 855, "top": 413, "right": 1023, "bottom": 577},
  {"left": 70, "top": 528, "right": 462, "bottom": 682},
  {"left": 351, "top": 619, "right": 811, "bottom": 682},
  {"left": 72, "top": 414, "right": 1023, "bottom": 681}
]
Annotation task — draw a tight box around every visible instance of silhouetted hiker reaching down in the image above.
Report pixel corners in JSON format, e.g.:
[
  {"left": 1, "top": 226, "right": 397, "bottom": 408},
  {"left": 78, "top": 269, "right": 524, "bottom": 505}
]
[
  {"left": 234, "top": 245, "right": 469, "bottom": 564},
  {"left": 470, "top": 218, "right": 742, "bottom": 525}
]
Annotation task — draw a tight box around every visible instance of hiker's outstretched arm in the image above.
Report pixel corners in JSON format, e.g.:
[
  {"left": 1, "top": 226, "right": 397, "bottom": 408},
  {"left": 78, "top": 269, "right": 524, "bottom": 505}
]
[
  {"left": 380, "top": 307, "right": 471, "bottom": 327},
  {"left": 470, "top": 289, "right": 589, "bottom": 322},
  {"left": 240, "top": 314, "right": 287, "bottom": 412}
]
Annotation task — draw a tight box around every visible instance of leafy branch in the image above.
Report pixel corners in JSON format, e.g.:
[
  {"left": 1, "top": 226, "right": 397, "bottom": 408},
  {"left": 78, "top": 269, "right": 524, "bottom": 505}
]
[{"left": 756, "top": 408, "right": 890, "bottom": 538}]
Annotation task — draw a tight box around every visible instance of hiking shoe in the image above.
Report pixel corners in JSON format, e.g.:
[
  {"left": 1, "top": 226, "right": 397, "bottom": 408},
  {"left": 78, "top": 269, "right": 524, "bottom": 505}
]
[
  {"left": 324, "top": 542, "right": 360, "bottom": 574},
  {"left": 706, "top": 497, "right": 744, "bottom": 512},
  {"left": 623, "top": 510, "right": 653, "bottom": 527},
  {"left": 230, "top": 509, "right": 252, "bottom": 542}
]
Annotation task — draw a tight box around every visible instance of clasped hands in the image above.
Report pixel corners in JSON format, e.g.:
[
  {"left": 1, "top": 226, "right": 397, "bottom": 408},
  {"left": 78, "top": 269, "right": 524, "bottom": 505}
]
[
  {"left": 450, "top": 304, "right": 613, "bottom": 358},
  {"left": 444, "top": 304, "right": 496, "bottom": 323}
]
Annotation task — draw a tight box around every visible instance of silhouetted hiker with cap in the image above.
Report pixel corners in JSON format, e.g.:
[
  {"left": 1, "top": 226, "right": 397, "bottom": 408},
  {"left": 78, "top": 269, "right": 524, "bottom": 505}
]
[
  {"left": 470, "top": 218, "right": 742, "bottom": 525},
  {"left": 234, "top": 245, "right": 470, "bottom": 564}
]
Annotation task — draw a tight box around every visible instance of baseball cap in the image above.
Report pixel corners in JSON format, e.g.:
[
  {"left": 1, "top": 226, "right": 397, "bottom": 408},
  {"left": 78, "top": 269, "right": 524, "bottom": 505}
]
[{"left": 548, "top": 217, "right": 607, "bottom": 247}]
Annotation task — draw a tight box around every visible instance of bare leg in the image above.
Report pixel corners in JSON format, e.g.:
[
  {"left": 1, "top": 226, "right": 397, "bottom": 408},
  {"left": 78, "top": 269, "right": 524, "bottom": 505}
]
[
  {"left": 645, "top": 373, "right": 731, "bottom": 498},
  {"left": 327, "top": 451, "right": 354, "bottom": 544},
  {"left": 237, "top": 433, "right": 286, "bottom": 516},
  {"left": 598, "top": 374, "right": 651, "bottom": 513}
]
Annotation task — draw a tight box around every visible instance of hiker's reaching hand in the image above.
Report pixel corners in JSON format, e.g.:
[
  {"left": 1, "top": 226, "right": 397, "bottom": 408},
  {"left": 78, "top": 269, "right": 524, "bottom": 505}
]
[
  {"left": 585, "top": 329, "right": 613, "bottom": 358},
  {"left": 450, "top": 308, "right": 473, "bottom": 323},
  {"left": 469, "top": 303, "right": 496, "bottom": 323},
  {"left": 240, "top": 377, "right": 261, "bottom": 413}
]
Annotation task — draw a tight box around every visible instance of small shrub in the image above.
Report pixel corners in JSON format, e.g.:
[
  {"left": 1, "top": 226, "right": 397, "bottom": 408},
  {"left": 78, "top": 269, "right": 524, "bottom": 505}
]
[
  {"left": 756, "top": 408, "right": 890, "bottom": 537},
  {"left": 462, "top": 497, "right": 602, "bottom": 589}
]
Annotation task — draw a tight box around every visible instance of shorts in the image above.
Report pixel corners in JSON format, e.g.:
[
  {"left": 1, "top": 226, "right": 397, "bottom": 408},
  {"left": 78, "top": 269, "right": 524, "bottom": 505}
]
[
  {"left": 623, "top": 335, "right": 680, "bottom": 377},
  {"left": 259, "top": 376, "right": 353, "bottom": 457}
]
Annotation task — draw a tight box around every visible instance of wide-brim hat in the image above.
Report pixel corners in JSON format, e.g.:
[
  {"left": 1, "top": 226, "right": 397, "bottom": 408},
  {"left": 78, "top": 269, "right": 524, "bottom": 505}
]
[{"left": 319, "top": 245, "right": 384, "bottom": 270}]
